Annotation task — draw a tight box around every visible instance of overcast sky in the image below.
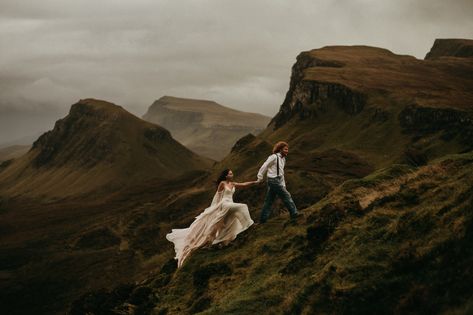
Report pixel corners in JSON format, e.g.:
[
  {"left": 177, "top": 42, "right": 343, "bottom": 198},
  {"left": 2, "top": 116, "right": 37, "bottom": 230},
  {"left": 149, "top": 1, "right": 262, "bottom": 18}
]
[{"left": 1, "top": 0, "right": 472, "bottom": 145}]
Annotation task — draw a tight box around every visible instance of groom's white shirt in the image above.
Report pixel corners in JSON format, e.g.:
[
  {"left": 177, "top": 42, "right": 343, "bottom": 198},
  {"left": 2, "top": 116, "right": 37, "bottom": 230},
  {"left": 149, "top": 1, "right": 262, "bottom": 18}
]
[{"left": 257, "top": 152, "right": 286, "bottom": 187}]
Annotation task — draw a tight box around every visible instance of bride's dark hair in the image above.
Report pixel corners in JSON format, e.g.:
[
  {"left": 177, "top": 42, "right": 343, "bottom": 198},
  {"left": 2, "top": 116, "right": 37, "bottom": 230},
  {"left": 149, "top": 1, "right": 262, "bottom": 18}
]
[{"left": 216, "top": 169, "right": 231, "bottom": 188}]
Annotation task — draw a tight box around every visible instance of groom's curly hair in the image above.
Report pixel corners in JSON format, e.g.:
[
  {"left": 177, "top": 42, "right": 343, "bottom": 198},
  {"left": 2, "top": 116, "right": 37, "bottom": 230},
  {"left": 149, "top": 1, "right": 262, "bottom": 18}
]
[{"left": 272, "top": 141, "right": 289, "bottom": 154}]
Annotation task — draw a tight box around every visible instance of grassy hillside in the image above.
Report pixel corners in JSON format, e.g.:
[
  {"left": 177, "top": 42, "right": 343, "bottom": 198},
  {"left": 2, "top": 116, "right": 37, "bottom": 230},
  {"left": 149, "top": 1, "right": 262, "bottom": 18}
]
[
  {"left": 0, "top": 170, "right": 216, "bottom": 315},
  {"left": 66, "top": 42, "right": 473, "bottom": 314},
  {"left": 2, "top": 41, "right": 473, "bottom": 314},
  {"left": 0, "top": 145, "right": 30, "bottom": 162},
  {"left": 67, "top": 151, "right": 473, "bottom": 315}
]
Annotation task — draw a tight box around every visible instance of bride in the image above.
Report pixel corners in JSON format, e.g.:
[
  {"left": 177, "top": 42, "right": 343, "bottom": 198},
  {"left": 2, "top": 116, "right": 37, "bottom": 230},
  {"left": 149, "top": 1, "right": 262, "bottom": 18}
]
[{"left": 166, "top": 169, "right": 257, "bottom": 268}]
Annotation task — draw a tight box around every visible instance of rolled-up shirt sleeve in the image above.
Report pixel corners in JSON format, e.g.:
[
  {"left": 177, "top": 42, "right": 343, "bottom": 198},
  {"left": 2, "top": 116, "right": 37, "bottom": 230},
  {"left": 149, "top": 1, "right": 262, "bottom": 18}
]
[{"left": 257, "top": 154, "right": 276, "bottom": 181}]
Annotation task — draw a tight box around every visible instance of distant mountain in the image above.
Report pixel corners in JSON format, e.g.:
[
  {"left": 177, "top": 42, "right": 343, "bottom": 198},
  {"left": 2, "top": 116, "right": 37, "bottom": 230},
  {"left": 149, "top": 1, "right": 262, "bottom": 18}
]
[
  {"left": 425, "top": 38, "right": 473, "bottom": 59},
  {"left": 0, "top": 132, "right": 42, "bottom": 149},
  {"left": 79, "top": 39, "right": 472, "bottom": 314},
  {"left": 3, "top": 39, "right": 473, "bottom": 315},
  {"left": 142, "top": 96, "right": 271, "bottom": 160},
  {"left": 0, "top": 98, "right": 212, "bottom": 200},
  {"left": 0, "top": 145, "right": 30, "bottom": 162}
]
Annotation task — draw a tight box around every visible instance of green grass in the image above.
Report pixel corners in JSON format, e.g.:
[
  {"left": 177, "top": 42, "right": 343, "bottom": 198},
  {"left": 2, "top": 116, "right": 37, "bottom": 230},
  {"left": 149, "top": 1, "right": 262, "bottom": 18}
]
[{"left": 146, "top": 151, "right": 473, "bottom": 314}]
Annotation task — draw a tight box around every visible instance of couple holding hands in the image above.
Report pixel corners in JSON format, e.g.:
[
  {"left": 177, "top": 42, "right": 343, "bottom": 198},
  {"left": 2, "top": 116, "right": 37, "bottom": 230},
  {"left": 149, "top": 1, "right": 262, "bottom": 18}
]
[{"left": 166, "top": 141, "right": 301, "bottom": 268}]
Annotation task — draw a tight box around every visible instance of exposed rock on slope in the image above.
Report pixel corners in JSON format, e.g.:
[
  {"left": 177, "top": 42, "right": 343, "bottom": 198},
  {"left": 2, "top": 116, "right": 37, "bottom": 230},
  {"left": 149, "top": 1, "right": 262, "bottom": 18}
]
[
  {"left": 425, "top": 38, "right": 473, "bottom": 59},
  {"left": 0, "top": 98, "right": 212, "bottom": 200},
  {"left": 270, "top": 44, "right": 473, "bottom": 129},
  {"left": 142, "top": 96, "right": 271, "bottom": 160}
]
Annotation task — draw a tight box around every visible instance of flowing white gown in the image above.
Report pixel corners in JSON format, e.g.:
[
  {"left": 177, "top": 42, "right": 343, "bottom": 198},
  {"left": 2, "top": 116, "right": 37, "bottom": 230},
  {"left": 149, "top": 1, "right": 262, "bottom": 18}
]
[{"left": 166, "top": 185, "right": 254, "bottom": 268}]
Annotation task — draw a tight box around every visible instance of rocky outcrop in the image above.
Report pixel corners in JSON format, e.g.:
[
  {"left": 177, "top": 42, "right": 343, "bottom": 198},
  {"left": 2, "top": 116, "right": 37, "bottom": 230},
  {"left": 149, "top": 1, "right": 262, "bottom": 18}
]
[
  {"left": 271, "top": 80, "right": 366, "bottom": 129},
  {"left": 425, "top": 39, "right": 473, "bottom": 59},
  {"left": 270, "top": 41, "right": 473, "bottom": 132},
  {"left": 270, "top": 52, "right": 365, "bottom": 129}
]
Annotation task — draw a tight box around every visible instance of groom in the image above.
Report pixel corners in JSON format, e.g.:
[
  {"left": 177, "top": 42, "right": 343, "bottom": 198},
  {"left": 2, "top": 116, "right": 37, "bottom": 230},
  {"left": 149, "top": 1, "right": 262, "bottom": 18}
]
[{"left": 256, "top": 141, "right": 301, "bottom": 223}]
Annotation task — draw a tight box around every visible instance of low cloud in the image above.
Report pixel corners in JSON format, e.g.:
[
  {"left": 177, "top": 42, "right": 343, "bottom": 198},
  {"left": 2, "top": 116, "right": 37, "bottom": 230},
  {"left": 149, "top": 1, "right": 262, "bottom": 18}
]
[{"left": 0, "top": 0, "right": 472, "bottom": 144}]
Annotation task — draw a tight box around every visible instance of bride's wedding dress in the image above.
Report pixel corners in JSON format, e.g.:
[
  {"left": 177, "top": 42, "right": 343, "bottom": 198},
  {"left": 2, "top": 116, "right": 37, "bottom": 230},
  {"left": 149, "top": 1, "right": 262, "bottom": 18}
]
[{"left": 166, "top": 185, "right": 254, "bottom": 268}]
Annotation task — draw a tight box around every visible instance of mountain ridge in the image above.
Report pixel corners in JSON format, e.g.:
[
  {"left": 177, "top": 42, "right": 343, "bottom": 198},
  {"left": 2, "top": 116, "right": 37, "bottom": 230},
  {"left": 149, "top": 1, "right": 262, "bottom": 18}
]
[
  {"left": 0, "top": 98, "right": 212, "bottom": 200},
  {"left": 1, "top": 39, "right": 473, "bottom": 315},
  {"left": 425, "top": 38, "right": 473, "bottom": 59},
  {"left": 142, "top": 96, "right": 271, "bottom": 160}
]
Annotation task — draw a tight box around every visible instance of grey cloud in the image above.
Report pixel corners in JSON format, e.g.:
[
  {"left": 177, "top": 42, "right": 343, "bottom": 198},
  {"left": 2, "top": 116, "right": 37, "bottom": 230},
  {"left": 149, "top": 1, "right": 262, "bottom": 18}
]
[{"left": 0, "top": 0, "right": 472, "bottom": 145}]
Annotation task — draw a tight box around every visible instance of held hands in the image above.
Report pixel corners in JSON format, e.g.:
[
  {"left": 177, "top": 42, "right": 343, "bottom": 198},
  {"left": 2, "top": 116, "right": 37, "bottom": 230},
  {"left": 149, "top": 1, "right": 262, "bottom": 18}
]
[
  {"left": 248, "top": 180, "right": 260, "bottom": 186},
  {"left": 235, "top": 180, "right": 261, "bottom": 189}
]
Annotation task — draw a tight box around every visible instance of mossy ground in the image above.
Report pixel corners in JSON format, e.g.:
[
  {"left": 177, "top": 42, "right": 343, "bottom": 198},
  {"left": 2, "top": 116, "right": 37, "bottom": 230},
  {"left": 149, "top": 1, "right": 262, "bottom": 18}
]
[{"left": 149, "top": 152, "right": 473, "bottom": 314}]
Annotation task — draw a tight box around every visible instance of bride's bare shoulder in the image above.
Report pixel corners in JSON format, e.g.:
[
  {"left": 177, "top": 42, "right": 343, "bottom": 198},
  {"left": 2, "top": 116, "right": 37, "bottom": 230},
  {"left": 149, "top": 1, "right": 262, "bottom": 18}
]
[{"left": 217, "top": 181, "right": 226, "bottom": 192}]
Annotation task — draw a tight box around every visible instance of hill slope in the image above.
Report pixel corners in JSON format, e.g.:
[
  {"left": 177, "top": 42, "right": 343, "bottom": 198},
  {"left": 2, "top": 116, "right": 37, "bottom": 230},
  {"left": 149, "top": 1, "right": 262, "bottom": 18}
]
[
  {"left": 2, "top": 39, "right": 473, "bottom": 315},
  {"left": 0, "top": 145, "right": 30, "bottom": 163},
  {"left": 213, "top": 42, "right": 473, "bottom": 217},
  {"left": 67, "top": 152, "right": 473, "bottom": 315},
  {"left": 425, "top": 38, "right": 473, "bottom": 59},
  {"left": 0, "top": 98, "right": 212, "bottom": 200},
  {"left": 142, "top": 96, "right": 270, "bottom": 160},
  {"left": 64, "top": 39, "right": 473, "bottom": 314},
  {"left": 221, "top": 42, "right": 473, "bottom": 172}
]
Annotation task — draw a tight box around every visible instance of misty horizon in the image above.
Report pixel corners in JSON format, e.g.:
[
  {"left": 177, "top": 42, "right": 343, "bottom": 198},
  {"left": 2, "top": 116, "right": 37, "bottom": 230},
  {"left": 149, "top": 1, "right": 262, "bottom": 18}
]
[{"left": 1, "top": 0, "right": 472, "bottom": 145}]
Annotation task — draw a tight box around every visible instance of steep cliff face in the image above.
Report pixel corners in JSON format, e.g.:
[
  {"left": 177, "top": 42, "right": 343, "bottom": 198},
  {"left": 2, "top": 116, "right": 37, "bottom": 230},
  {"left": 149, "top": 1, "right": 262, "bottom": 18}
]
[
  {"left": 0, "top": 98, "right": 212, "bottom": 200},
  {"left": 142, "top": 96, "right": 271, "bottom": 160},
  {"left": 270, "top": 51, "right": 367, "bottom": 129},
  {"left": 425, "top": 38, "right": 473, "bottom": 59},
  {"left": 262, "top": 43, "right": 473, "bottom": 168},
  {"left": 271, "top": 79, "right": 367, "bottom": 129},
  {"left": 271, "top": 44, "right": 473, "bottom": 129}
]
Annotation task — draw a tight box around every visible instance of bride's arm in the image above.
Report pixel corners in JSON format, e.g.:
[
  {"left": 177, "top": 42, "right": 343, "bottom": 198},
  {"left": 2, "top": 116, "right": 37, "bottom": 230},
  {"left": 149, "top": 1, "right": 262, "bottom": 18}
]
[
  {"left": 233, "top": 180, "right": 259, "bottom": 189},
  {"left": 217, "top": 181, "right": 225, "bottom": 192}
]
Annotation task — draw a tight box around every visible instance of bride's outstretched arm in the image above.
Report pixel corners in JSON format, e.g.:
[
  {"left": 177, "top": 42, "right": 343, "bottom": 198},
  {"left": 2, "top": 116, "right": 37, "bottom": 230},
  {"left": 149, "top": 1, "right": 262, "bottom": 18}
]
[{"left": 233, "top": 180, "right": 259, "bottom": 189}]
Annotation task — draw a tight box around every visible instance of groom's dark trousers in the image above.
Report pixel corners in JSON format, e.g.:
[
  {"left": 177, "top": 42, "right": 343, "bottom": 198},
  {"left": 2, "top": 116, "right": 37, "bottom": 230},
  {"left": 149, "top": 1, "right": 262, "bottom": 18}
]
[{"left": 260, "top": 176, "right": 298, "bottom": 223}]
